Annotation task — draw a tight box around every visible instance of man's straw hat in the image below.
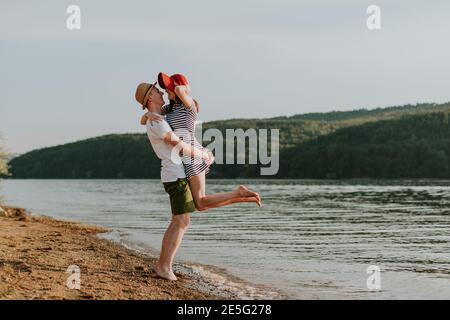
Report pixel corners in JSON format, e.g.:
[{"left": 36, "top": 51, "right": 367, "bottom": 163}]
[{"left": 135, "top": 81, "right": 157, "bottom": 110}]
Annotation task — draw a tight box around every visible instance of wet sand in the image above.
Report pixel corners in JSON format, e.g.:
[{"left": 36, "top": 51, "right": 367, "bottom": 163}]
[{"left": 0, "top": 206, "right": 229, "bottom": 300}]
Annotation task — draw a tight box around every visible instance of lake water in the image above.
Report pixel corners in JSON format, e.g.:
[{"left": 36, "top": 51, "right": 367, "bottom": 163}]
[{"left": 1, "top": 179, "right": 450, "bottom": 299}]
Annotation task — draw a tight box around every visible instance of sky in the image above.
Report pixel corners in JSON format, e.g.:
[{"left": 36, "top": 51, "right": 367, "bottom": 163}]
[{"left": 1, "top": 0, "right": 450, "bottom": 154}]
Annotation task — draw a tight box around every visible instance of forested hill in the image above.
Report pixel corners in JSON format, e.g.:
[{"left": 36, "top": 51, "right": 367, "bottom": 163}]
[
  {"left": 277, "top": 112, "right": 450, "bottom": 179},
  {"left": 6, "top": 102, "right": 450, "bottom": 179}
]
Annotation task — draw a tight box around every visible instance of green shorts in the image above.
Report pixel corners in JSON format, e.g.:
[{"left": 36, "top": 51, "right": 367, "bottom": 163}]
[{"left": 163, "top": 178, "right": 196, "bottom": 215}]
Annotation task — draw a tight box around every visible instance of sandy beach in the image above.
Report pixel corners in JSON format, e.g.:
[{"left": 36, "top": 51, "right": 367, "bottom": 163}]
[{"left": 0, "top": 205, "right": 227, "bottom": 300}]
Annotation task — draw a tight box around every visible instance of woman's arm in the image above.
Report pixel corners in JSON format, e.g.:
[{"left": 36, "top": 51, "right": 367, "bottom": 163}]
[
  {"left": 140, "top": 112, "right": 164, "bottom": 125},
  {"left": 174, "top": 85, "right": 197, "bottom": 111}
]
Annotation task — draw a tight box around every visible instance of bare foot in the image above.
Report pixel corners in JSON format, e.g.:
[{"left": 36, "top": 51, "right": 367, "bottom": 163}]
[
  {"left": 153, "top": 263, "right": 177, "bottom": 281},
  {"left": 236, "top": 185, "right": 262, "bottom": 206},
  {"left": 236, "top": 185, "right": 258, "bottom": 198}
]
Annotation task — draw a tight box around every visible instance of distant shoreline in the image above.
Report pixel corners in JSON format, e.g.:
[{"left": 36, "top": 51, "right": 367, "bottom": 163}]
[
  {"left": 0, "top": 205, "right": 232, "bottom": 300},
  {"left": 4, "top": 178, "right": 450, "bottom": 185}
]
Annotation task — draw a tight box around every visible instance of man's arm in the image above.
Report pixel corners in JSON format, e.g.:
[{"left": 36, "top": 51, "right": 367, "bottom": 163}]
[
  {"left": 163, "top": 131, "right": 210, "bottom": 162},
  {"left": 147, "top": 120, "right": 213, "bottom": 163}
]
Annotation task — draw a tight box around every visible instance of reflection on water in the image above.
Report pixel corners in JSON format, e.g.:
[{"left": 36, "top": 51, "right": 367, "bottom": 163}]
[{"left": 2, "top": 179, "right": 450, "bottom": 299}]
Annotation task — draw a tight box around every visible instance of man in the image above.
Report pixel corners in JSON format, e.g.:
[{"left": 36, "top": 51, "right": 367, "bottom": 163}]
[{"left": 135, "top": 82, "right": 212, "bottom": 281}]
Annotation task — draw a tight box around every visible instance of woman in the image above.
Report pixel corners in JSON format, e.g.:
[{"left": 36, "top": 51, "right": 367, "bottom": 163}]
[{"left": 141, "top": 72, "right": 262, "bottom": 211}]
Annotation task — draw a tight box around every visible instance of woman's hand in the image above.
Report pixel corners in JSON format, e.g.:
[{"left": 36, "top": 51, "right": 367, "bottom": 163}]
[
  {"left": 140, "top": 114, "right": 148, "bottom": 125},
  {"left": 174, "top": 84, "right": 191, "bottom": 94},
  {"left": 140, "top": 112, "right": 164, "bottom": 125}
]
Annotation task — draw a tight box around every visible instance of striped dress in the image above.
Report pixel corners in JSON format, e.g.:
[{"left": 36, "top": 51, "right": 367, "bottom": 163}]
[{"left": 162, "top": 102, "right": 210, "bottom": 178}]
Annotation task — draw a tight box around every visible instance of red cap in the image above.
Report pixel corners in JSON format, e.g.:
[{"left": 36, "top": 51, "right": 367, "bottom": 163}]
[
  {"left": 158, "top": 73, "right": 190, "bottom": 92},
  {"left": 158, "top": 72, "right": 174, "bottom": 91}
]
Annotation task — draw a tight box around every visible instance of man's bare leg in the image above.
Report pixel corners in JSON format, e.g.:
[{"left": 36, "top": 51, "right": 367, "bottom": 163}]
[{"left": 154, "top": 213, "right": 191, "bottom": 280}]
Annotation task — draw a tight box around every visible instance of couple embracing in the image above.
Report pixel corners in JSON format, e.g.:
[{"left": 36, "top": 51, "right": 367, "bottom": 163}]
[{"left": 134, "top": 73, "right": 262, "bottom": 281}]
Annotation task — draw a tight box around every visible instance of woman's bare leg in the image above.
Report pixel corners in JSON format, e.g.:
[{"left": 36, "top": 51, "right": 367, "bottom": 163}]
[{"left": 188, "top": 172, "right": 262, "bottom": 211}]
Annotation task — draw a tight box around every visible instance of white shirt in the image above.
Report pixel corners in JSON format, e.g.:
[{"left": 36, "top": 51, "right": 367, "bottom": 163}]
[{"left": 146, "top": 119, "right": 186, "bottom": 183}]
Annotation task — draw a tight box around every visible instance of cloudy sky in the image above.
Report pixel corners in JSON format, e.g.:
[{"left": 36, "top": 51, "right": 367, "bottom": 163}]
[{"left": 1, "top": 0, "right": 450, "bottom": 154}]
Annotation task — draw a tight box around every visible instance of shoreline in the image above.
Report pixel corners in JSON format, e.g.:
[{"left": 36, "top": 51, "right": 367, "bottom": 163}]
[{"left": 0, "top": 205, "right": 234, "bottom": 300}]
